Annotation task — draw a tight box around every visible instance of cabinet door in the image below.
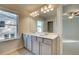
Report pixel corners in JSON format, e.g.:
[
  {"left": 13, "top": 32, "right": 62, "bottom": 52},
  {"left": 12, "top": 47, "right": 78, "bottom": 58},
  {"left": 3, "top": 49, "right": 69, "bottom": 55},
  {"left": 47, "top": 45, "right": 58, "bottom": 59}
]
[
  {"left": 32, "top": 36, "right": 40, "bottom": 55},
  {"left": 40, "top": 43, "right": 52, "bottom": 55},
  {"left": 23, "top": 34, "right": 28, "bottom": 48},
  {"left": 26, "top": 35, "right": 32, "bottom": 51}
]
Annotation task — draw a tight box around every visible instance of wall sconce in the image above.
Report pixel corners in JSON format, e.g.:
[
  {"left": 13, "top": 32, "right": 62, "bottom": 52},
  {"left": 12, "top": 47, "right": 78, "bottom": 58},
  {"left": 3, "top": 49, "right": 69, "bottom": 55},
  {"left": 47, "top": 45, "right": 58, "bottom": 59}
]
[
  {"left": 63, "top": 10, "right": 79, "bottom": 19},
  {"left": 68, "top": 13, "right": 74, "bottom": 19}
]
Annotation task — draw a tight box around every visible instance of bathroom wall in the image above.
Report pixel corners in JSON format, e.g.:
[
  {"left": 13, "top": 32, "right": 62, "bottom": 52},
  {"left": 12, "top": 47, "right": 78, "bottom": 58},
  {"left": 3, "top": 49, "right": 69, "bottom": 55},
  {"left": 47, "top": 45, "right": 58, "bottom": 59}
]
[
  {"left": 63, "top": 16, "right": 79, "bottom": 40},
  {"left": 0, "top": 39, "right": 23, "bottom": 54},
  {"left": 63, "top": 5, "right": 79, "bottom": 40},
  {"left": 20, "top": 16, "right": 37, "bottom": 33}
]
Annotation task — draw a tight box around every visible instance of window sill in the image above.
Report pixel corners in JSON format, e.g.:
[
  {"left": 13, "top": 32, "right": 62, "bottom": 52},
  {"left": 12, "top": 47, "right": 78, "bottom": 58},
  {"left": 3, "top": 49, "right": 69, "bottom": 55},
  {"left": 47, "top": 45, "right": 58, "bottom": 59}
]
[{"left": 0, "top": 38, "right": 19, "bottom": 43}]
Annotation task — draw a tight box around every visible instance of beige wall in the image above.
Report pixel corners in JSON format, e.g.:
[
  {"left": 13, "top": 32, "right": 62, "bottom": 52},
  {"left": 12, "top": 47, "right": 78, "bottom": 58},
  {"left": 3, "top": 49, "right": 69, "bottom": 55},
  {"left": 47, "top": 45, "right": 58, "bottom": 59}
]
[
  {"left": 0, "top": 39, "right": 24, "bottom": 54},
  {"left": 20, "top": 16, "right": 37, "bottom": 33}
]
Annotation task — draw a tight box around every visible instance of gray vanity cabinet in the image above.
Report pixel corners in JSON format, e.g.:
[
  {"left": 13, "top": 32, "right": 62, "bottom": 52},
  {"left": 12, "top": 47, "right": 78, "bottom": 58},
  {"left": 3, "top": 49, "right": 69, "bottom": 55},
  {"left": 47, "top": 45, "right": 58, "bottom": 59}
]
[
  {"left": 23, "top": 34, "right": 60, "bottom": 55},
  {"left": 26, "top": 35, "right": 32, "bottom": 51},
  {"left": 32, "top": 36, "right": 40, "bottom": 55},
  {"left": 23, "top": 34, "right": 27, "bottom": 48},
  {"left": 40, "top": 43, "right": 52, "bottom": 55},
  {"left": 40, "top": 39, "right": 52, "bottom": 55}
]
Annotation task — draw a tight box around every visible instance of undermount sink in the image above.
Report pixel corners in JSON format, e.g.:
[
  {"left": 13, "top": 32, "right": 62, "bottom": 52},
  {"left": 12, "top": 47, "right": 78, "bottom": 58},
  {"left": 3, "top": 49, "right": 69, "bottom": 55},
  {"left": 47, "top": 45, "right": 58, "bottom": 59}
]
[{"left": 35, "top": 32, "right": 48, "bottom": 36}]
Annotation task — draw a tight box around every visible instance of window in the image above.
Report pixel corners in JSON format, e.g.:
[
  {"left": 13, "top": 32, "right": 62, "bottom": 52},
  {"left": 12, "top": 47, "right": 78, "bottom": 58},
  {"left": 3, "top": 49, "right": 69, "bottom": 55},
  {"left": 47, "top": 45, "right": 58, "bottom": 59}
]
[
  {"left": 0, "top": 10, "right": 18, "bottom": 41},
  {"left": 37, "top": 20, "right": 44, "bottom": 32}
]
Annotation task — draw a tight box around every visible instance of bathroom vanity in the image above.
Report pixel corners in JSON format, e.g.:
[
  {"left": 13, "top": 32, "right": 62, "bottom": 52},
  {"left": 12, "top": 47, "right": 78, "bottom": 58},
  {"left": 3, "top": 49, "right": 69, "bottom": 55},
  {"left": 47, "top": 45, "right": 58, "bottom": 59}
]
[{"left": 23, "top": 33, "right": 60, "bottom": 55}]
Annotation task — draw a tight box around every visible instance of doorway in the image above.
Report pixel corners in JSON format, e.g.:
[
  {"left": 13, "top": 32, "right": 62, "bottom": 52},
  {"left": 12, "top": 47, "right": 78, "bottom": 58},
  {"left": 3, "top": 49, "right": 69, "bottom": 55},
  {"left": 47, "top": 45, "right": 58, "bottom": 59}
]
[{"left": 47, "top": 21, "right": 53, "bottom": 32}]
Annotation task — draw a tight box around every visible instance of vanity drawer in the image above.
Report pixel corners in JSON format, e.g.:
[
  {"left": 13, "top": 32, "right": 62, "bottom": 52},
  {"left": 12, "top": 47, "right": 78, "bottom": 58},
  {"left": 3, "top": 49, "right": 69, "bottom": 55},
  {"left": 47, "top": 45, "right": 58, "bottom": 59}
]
[
  {"left": 43, "top": 39, "right": 52, "bottom": 45},
  {"left": 31, "top": 36, "right": 37, "bottom": 41},
  {"left": 37, "top": 37, "right": 43, "bottom": 42}
]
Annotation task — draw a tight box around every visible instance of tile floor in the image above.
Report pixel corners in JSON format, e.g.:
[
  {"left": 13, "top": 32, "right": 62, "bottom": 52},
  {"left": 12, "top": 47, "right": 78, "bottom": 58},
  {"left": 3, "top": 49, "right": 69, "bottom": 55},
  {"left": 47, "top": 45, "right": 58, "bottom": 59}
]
[{"left": 7, "top": 48, "right": 34, "bottom": 55}]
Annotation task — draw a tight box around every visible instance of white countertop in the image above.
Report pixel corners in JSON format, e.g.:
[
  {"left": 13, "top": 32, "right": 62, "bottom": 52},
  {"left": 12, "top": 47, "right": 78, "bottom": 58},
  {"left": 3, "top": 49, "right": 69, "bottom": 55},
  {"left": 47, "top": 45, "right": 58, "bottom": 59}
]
[{"left": 25, "top": 32, "right": 59, "bottom": 40}]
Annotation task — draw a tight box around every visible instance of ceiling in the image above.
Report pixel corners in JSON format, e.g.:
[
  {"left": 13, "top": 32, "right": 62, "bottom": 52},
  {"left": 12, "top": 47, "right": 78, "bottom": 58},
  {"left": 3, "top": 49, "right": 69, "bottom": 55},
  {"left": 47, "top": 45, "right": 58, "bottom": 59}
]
[
  {"left": 0, "top": 4, "right": 44, "bottom": 16},
  {"left": 0, "top": 4, "right": 59, "bottom": 19}
]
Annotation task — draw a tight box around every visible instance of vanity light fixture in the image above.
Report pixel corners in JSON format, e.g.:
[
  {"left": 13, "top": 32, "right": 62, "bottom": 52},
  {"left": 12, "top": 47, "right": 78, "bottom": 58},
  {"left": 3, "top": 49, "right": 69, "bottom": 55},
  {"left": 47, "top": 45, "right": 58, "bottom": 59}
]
[
  {"left": 42, "top": 5, "right": 54, "bottom": 13},
  {"left": 30, "top": 10, "right": 39, "bottom": 17},
  {"left": 63, "top": 10, "right": 79, "bottom": 19},
  {"left": 63, "top": 12, "right": 74, "bottom": 19},
  {"left": 29, "top": 4, "right": 54, "bottom": 17}
]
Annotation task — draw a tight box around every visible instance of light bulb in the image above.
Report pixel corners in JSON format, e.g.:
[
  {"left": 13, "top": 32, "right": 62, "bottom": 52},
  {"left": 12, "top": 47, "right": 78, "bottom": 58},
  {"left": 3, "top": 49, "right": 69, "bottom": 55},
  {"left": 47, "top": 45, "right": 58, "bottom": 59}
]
[
  {"left": 48, "top": 4, "right": 52, "bottom": 8},
  {"left": 34, "top": 11, "right": 37, "bottom": 14},
  {"left": 50, "top": 8, "right": 54, "bottom": 11},
  {"left": 68, "top": 13, "right": 74, "bottom": 19},
  {"left": 41, "top": 8, "right": 43, "bottom": 12},
  {"left": 68, "top": 16, "right": 73, "bottom": 19},
  {"left": 44, "top": 6, "right": 47, "bottom": 10},
  {"left": 43, "top": 11, "right": 47, "bottom": 13},
  {"left": 46, "top": 9, "right": 49, "bottom": 12}
]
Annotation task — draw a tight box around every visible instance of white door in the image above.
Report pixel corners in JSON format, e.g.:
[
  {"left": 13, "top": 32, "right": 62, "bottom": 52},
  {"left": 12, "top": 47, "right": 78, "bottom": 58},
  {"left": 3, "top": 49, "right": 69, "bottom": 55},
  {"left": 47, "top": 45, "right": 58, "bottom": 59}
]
[
  {"left": 40, "top": 43, "right": 51, "bottom": 55},
  {"left": 32, "top": 36, "right": 40, "bottom": 55}
]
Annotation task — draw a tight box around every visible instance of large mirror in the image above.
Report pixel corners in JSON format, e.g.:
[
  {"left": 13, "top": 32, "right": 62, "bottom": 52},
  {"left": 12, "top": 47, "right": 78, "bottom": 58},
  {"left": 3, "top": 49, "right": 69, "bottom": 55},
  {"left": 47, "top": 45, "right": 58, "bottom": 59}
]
[{"left": 34, "top": 9, "right": 56, "bottom": 33}]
